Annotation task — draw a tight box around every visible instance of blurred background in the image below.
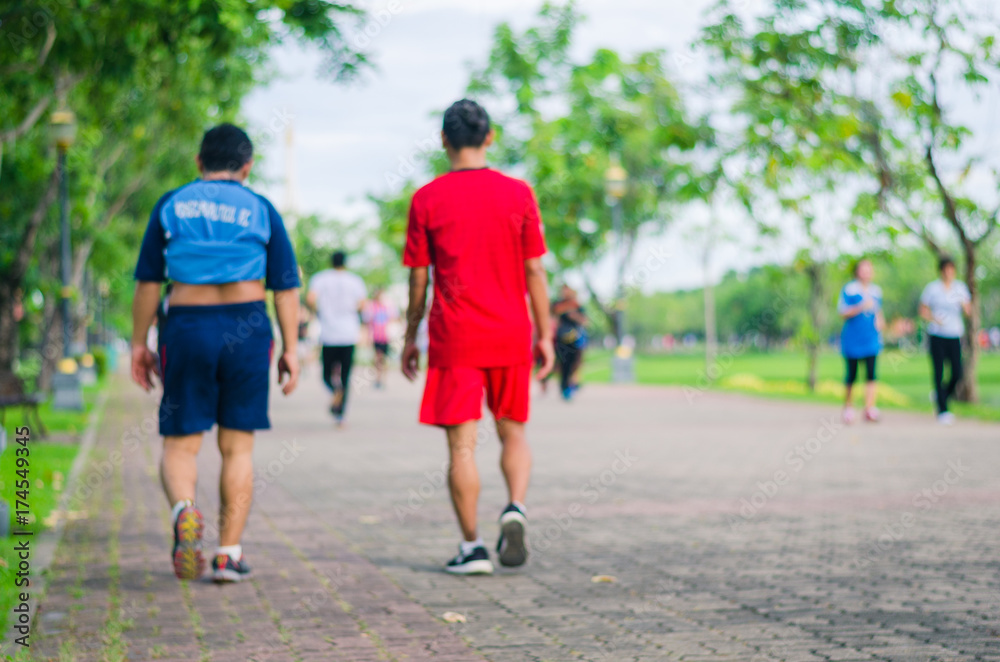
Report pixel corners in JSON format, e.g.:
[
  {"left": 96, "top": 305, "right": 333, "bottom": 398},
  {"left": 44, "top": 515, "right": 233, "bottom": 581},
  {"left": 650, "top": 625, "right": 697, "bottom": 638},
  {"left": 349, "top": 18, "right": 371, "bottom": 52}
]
[{"left": 2, "top": 0, "right": 1000, "bottom": 427}]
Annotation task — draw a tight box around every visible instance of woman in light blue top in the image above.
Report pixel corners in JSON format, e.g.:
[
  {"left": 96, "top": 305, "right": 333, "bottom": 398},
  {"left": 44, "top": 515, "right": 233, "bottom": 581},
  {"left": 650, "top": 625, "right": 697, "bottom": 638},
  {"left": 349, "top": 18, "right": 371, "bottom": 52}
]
[{"left": 837, "top": 258, "right": 885, "bottom": 424}]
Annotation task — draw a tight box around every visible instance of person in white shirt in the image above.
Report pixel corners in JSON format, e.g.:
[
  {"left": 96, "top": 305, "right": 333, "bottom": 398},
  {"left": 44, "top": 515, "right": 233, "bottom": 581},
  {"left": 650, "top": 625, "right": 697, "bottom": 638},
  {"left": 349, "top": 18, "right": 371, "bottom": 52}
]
[
  {"left": 306, "top": 251, "right": 367, "bottom": 424},
  {"left": 919, "top": 256, "right": 972, "bottom": 425}
]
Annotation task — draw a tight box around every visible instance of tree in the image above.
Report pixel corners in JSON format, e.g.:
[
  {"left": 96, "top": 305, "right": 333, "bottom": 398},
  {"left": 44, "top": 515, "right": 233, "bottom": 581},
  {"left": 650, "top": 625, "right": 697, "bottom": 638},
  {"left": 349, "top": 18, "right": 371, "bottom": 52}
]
[
  {"left": 293, "top": 213, "right": 401, "bottom": 288},
  {"left": 701, "top": 0, "right": 874, "bottom": 390},
  {"left": 0, "top": 0, "right": 369, "bottom": 381},
  {"left": 855, "top": 0, "right": 1000, "bottom": 402},
  {"left": 470, "top": 3, "right": 704, "bottom": 333}
]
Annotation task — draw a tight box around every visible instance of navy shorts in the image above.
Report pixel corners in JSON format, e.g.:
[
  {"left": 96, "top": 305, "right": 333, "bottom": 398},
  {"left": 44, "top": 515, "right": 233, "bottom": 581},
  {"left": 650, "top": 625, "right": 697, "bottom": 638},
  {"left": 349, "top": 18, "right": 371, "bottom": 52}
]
[{"left": 158, "top": 301, "right": 273, "bottom": 436}]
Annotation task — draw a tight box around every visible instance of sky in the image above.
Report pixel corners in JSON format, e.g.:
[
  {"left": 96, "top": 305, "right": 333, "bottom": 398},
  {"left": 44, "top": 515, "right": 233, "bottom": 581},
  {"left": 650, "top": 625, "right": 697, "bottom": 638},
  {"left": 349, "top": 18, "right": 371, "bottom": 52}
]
[
  {"left": 242, "top": 0, "right": 777, "bottom": 294},
  {"left": 240, "top": 0, "right": 993, "bottom": 295}
]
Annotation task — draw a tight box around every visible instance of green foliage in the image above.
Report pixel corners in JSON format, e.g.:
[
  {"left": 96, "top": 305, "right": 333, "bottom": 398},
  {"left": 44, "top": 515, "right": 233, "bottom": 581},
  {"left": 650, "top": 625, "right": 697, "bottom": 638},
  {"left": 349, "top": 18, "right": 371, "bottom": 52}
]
[
  {"left": 0, "top": 0, "right": 369, "bottom": 372},
  {"left": 471, "top": 6, "right": 704, "bottom": 272},
  {"left": 292, "top": 214, "right": 402, "bottom": 289},
  {"left": 373, "top": 2, "right": 705, "bottom": 295},
  {"left": 624, "top": 246, "right": 945, "bottom": 345}
]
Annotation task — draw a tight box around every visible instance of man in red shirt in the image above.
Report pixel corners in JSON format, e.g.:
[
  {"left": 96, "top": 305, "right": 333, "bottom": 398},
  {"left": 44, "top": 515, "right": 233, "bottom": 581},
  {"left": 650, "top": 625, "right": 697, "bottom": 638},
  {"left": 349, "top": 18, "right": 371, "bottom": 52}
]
[{"left": 402, "top": 99, "right": 554, "bottom": 575}]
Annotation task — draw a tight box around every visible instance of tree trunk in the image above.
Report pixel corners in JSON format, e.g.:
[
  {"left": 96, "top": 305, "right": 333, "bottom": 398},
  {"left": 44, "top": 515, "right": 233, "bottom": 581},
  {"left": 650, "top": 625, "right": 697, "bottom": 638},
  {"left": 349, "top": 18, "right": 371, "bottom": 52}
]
[
  {"left": 956, "top": 247, "right": 979, "bottom": 402},
  {"left": 805, "top": 262, "right": 825, "bottom": 393},
  {"left": 37, "top": 297, "right": 60, "bottom": 393},
  {"left": 582, "top": 277, "right": 619, "bottom": 338},
  {"left": 0, "top": 170, "right": 59, "bottom": 372},
  {"left": 703, "top": 245, "right": 718, "bottom": 377},
  {"left": 0, "top": 282, "right": 19, "bottom": 374}
]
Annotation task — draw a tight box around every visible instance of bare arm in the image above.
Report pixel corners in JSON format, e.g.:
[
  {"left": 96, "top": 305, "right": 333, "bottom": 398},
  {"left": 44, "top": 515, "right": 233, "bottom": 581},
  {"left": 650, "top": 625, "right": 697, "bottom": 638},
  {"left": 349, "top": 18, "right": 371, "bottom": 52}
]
[
  {"left": 401, "top": 267, "right": 429, "bottom": 381},
  {"left": 840, "top": 304, "right": 864, "bottom": 320},
  {"left": 131, "top": 281, "right": 161, "bottom": 349},
  {"left": 918, "top": 303, "right": 934, "bottom": 323},
  {"left": 130, "top": 282, "right": 163, "bottom": 391},
  {"left": 273, "top": 288, "right": 300, "bottom": 395},
  {"left": 404, "top": 267, "right": 429, "bottom": 343},
  {"left": 525, "top": 257, "right": 554, "bottom": 379},
  {"left": 305, "top": 289, "right": 318, "bottom": 312}
]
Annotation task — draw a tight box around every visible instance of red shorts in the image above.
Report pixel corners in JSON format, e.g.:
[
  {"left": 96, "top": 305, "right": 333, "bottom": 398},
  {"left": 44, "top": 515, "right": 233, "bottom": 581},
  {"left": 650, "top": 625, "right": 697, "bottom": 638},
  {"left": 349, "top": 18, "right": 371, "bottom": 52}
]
[{"left": 419, "top": 364, "right": 531, "bottom": 426}]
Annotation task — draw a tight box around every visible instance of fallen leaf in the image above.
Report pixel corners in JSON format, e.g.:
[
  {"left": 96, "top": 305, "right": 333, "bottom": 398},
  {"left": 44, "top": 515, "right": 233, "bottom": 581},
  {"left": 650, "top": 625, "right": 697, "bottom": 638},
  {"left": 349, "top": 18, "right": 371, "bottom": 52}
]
[
  {"left": 591, "top": 575, "right": 617, "bottom": 584},
  {"left": 441, "top": 611, "right": 466, "bottom": 623}
]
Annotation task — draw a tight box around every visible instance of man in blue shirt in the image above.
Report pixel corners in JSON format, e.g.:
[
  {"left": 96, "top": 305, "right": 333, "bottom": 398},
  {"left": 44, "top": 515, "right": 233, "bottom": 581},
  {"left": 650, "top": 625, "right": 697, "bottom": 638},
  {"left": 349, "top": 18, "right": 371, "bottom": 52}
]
[{"left": 131, "top": 124, "right": 301, "bottom": 583}]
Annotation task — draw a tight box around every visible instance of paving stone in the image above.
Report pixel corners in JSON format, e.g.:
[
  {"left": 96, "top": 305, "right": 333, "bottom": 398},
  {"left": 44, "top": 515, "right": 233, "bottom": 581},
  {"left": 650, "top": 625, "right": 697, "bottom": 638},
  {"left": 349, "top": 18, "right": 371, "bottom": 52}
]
[{"left": 13, "top": 372, "right": 1000, "bottom": 661}]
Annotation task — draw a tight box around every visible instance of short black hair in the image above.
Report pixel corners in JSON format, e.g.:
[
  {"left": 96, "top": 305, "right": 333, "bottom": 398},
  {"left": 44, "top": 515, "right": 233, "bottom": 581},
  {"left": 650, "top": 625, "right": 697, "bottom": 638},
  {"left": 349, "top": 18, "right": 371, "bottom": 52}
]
[
  {"left": 332, "top": 251, "right": 347, "bottom": 268},
  {"left": 938, "top": 255, "right": 955, "bottom": 272},
  {"left": 199, "top": 123, "right": 253, "bottom": 172},
  {"left": 442, "top": 99, "right": 491, "bottom": 149}
]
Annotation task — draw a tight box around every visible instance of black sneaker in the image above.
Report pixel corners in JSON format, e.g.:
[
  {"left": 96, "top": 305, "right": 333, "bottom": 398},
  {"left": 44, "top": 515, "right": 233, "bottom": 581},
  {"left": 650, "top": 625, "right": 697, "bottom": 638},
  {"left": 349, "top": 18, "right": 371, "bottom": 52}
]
[
  {"left": 212, "top": 552, "right": 252, "bottom": 583},
  {"left": 444, "top": 545, "right": 494, "bottom": 575},
  {"left": 497, "top": 503, "right": 528, "bottom": 567}
]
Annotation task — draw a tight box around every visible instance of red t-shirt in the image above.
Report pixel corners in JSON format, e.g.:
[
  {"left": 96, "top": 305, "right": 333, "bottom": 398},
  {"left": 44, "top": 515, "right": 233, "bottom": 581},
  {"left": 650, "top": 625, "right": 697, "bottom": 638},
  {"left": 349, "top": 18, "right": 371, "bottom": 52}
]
[{"left": 404, "top": 168, "right": 547, "bottom": 368}]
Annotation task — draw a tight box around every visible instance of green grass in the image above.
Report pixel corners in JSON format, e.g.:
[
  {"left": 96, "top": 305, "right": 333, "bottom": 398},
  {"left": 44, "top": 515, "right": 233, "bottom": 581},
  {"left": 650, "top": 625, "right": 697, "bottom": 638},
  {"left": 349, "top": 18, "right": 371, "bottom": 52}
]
[
  {"left": 0, "top": 443, "right": 81, "bottom": 637},
  {"left": 0, "top": 376, "right": 107, "bottom": 638},
  {"left": 582, "top": 348, "right": 1000, "bottom": 421},
  {"left": 35, "top": 380, "right": 106, "bottom": 438}
]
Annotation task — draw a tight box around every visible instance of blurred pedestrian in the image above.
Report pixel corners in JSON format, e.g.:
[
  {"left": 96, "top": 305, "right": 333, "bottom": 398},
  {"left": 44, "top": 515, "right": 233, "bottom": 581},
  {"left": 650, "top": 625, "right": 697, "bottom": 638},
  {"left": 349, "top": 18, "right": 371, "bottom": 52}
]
[
  {"left": 363, "top": 287, "right": 397, "bottom": 389},
  {"left": 307, "top": 250, "right": 367, "bottom": 425},
  {"left": 919, "top": 255, "right": 972, "bottom": 425},
  {"left": 552, "top": 285, "right": 589, "bottom": 401},
  {"left": 837, "top": 258, "right": 884, "bottom": 424}
]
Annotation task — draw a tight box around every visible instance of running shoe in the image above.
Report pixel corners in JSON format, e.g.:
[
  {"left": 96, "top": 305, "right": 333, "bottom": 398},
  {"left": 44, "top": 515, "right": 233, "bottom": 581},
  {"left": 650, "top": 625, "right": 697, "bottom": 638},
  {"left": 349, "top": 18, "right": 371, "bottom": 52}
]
[
  {"left": 864, "top": 407, "right": 880, "bottom": 423},
  {"left": 172, "top": 504, "right": 205, "bottom": 580},
  {"left": 212, "top": 552, "right": 252, "bottom": 583},
  {"left": 497, "top": 503, "right": 528, "bottom": 568},
  {"left": 937, "top": 412, "right": 955, "bottom": 426},
  {"left": 444, "top": 546, "right": 494, "bottom": 575},
  {"left": 330, "top": 387, "right": 344, "bottom": 416},
  {"left": 842, "top": 406, "right": 856, "bottom": 425}
]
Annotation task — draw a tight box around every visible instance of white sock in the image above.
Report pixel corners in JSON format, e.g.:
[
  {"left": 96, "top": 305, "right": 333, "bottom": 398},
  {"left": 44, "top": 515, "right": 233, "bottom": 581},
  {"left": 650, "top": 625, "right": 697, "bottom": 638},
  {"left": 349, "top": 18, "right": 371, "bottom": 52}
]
[
  {"left": 171, "top": 500, "right": 193, "bottom": 524},
  {"left": 216, "top": 544, "right": 242, "bottom": 560},
  {"left": 512, "top": 501, "right": 526, "bottom": 514},
  {"left": 460, "top": 538, "right": 484, "bottom": 556}
]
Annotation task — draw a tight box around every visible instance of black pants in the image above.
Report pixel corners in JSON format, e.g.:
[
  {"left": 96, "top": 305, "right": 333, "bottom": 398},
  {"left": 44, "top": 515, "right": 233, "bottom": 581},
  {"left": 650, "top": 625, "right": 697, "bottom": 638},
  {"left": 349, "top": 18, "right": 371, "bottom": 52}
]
[
  {"left": 322, "top": 345, "right": 355, "bottom": 413},
  {"left": 929, "top": 335, "right": 963, "bottom": 413},
  {"left": 556, "top": 342, "right": 582, "bottom": 392},
  {"left": 845, "top": 355, "right": 877, "bottom": 385}
]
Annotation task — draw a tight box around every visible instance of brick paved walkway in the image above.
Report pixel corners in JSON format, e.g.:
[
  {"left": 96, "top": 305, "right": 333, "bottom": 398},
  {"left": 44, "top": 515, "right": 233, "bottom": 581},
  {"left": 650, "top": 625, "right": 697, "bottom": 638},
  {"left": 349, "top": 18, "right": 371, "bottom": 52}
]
[{"left": 16, "top": 366, "right": 1000, "bottom": 660}]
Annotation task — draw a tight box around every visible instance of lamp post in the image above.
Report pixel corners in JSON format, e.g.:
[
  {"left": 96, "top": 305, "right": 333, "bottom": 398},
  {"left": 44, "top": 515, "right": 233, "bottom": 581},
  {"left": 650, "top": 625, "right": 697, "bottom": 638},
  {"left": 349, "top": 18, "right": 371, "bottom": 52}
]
[
  {"left": 604, "top": 162, "right": 634, "bottom": 383},
  {"left": 50, "top": 108, "right": 83, "bottom": 410}
]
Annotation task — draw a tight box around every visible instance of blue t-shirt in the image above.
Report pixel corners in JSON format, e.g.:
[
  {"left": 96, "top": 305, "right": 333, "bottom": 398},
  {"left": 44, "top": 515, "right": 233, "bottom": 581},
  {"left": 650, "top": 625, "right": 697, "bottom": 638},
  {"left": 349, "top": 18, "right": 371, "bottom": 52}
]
[
  {"left": 133, "top": 180, "right": 300, "bottom": 291},
  {"left": 837, "top": 280, "right": 882, "bottom": 359}
]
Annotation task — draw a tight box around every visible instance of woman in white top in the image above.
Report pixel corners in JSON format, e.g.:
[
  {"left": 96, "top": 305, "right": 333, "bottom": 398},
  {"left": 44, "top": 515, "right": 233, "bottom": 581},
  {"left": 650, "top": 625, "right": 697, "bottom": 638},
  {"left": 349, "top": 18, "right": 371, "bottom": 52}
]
[{"left": 918, "top": 256, "right": 972, "bottom": 425}]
